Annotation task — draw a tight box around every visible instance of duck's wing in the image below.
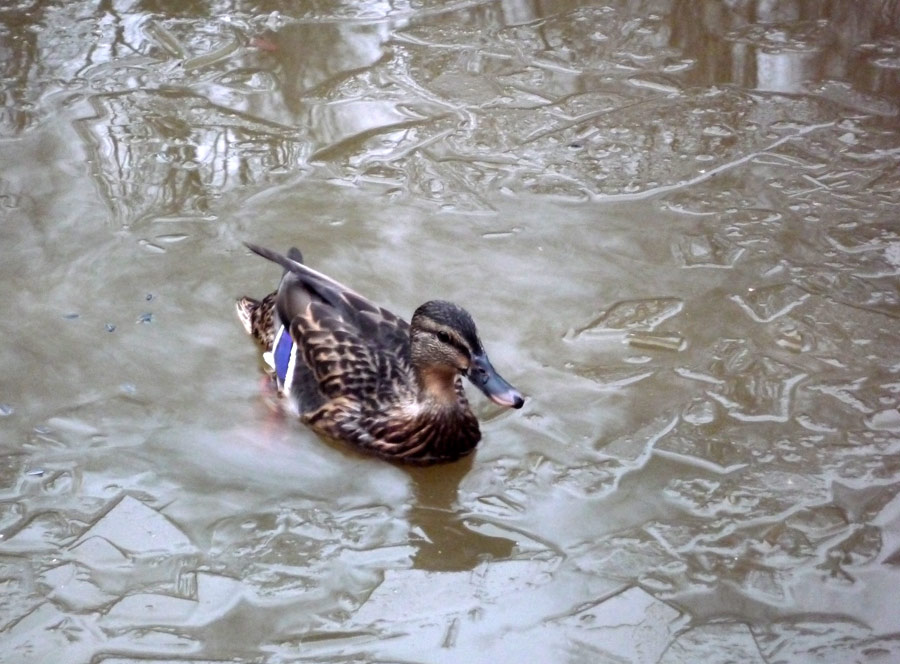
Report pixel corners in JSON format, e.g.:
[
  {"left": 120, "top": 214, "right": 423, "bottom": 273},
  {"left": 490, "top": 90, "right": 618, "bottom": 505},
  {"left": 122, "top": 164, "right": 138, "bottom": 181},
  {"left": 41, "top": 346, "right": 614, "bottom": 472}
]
[
  {"left": 245, "top": 243, "right": 415, "bottom": 409},
  {"left": 289, "top": 302, "right": 416, "bottom": 410},
  {"left": 245, "top": 243, "right": 410, "bottom": 350}
]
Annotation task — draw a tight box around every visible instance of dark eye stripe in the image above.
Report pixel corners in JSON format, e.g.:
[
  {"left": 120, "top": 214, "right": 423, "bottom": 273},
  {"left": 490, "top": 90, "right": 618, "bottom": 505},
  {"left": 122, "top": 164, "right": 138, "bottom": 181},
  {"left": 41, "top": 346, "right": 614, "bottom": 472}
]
[{"left": 432, "top": 329, "right": 470, "bottom": 356}]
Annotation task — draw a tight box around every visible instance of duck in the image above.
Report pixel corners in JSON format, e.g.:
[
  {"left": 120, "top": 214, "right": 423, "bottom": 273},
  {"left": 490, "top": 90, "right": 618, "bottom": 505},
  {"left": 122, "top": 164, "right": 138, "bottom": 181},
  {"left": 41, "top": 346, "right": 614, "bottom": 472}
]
[{"left": 236, "top": 243, "right": 524, "bottom": 463}]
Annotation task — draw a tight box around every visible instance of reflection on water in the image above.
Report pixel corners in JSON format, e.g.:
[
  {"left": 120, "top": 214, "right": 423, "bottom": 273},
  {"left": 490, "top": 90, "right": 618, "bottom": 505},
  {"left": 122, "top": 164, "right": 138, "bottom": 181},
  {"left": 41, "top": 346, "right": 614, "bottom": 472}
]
[
  {"left": 78, "top": 90, "right": 306, "bottom": 226},
  {"left": 677, "top": 0, "right": 900, "bottom": 100},
  {"left": 2, "top": 0, "right": 900, "bottom": 661}
]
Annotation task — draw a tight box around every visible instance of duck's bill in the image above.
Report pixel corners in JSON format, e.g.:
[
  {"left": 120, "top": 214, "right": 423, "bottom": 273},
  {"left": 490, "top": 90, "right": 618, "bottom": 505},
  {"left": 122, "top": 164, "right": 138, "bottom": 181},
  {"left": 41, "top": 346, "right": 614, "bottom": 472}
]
[{"left": 467, "top": 353, "right": 525, "bottom": 409}]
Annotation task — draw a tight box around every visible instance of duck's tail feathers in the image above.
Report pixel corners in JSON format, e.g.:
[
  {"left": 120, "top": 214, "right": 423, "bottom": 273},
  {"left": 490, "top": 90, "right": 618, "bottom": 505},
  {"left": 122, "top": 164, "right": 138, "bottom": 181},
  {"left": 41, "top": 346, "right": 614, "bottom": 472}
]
[
  {"left": 235, "top": 296, "right": 259, "bottom": 336},
  {"left": 235, "top": 292, "right": 278, "bottom": 349},
  {"left": 244, "top": 242, "right": 367, "bottom": 306},
  {"left": 245, "top": 242, "right": 304, "bottom": 274}
]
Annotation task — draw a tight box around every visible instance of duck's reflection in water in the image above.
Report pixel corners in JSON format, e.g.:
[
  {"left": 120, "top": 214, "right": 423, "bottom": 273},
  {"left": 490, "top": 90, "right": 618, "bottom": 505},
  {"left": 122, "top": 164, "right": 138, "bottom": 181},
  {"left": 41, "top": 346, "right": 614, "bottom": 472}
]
[{"left": 404, "top": 456, "right": 516, "bottom": 571}]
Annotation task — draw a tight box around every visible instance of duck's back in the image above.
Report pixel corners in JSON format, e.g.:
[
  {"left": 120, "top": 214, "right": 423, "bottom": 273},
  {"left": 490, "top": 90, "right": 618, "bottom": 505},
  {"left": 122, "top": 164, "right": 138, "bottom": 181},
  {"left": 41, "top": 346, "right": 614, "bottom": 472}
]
[
  {"left": 287, "top": 300, "right": 418, "bottom": 414},
  {"left": 240, "top": 245, "right": 418, "bottom": 416}
]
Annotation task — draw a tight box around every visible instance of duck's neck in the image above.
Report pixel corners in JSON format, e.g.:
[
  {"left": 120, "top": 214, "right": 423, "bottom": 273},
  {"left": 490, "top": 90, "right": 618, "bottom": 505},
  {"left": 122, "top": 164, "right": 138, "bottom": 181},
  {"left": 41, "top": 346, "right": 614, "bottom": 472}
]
[{"left": 415, "top": 365, "right": 463, "bottom": 408}]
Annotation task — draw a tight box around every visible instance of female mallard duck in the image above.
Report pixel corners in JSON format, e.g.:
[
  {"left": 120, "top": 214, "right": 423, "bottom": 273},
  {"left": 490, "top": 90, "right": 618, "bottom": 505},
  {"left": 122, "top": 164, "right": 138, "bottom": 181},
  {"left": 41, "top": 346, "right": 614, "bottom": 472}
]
[{"left": 236, "top": 243, "right": 524, "bottom": 463}]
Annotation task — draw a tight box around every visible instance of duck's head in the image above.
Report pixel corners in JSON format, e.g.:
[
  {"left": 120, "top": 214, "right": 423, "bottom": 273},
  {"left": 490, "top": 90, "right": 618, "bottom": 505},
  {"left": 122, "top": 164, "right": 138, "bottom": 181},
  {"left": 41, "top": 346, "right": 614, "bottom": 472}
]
[{"left": 410, "top": 300, "right": 524, "bottom": 409}]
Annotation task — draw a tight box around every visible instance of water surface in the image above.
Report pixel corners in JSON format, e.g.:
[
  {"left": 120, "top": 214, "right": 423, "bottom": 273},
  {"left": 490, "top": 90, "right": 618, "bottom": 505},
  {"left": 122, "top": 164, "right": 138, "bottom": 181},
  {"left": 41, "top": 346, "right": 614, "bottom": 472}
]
[{"left": 2, "top": 1, "right": 900, "bottom": 662}]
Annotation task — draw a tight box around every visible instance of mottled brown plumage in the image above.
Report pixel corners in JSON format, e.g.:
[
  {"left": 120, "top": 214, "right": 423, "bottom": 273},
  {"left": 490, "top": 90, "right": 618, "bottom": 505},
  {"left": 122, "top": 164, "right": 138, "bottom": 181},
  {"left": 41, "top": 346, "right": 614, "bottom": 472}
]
[{"left": 236, "top": 243, "right": 524, "bottom": 464}]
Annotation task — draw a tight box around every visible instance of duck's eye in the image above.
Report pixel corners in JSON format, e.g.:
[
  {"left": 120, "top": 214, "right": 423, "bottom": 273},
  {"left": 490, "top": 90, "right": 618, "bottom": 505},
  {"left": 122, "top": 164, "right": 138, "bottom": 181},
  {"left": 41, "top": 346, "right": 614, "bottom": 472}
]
[{"left": 436, "top": 330, "right": 452, "bottom": 345}]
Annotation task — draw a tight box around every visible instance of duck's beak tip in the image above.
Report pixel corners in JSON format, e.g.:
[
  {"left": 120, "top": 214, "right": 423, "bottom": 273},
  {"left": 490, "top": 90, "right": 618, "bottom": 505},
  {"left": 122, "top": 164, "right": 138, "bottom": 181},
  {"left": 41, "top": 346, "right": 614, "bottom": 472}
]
[{"left": 487, "top": 388, "right": 525, "bottom": 409}]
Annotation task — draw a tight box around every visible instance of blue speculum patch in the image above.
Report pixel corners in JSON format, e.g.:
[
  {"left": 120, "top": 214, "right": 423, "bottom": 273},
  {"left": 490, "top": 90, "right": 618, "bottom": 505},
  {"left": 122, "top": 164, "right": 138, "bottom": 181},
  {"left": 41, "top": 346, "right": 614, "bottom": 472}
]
[{"left": 273, "top": 327, "right": 292, "bottom": 385}]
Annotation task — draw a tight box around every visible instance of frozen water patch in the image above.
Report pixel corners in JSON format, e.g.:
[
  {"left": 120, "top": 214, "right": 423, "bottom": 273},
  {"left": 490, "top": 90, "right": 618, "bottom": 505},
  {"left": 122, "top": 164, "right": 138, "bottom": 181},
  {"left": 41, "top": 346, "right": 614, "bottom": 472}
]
[
  {"left": 39, "top": 562, "right": 116, "bottom": 611},
  {"left": 72, "top": 495, "right": 197, "bottom": 556},
  {"left": 705, "top": 340, "right": 808, "bottom": 423},
  {"left": 866, "top": 408, "right": 900, "bottom": 432},
  {"left": 673, "top": 233, "right": 745, "bottom": 268},
  {"left": 730, "top": 284, "right": 810, "bottom": 322},
  {"left": 554, "top": 586, "right": 685, "bottom": 663},
  {"left": 661, "top": 622, "right": 766, "bottom": 663},
  {"left": 885, "top": 241, "right": 900, "bottom": 269},
  {"left": 576, "top": 298, "right": 684, "bottom": 335}
]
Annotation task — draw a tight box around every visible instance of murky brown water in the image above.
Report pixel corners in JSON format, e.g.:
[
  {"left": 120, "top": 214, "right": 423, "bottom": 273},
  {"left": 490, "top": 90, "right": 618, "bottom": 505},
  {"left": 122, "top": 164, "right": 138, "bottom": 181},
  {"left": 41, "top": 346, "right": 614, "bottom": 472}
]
[{"left": 2, "top": 0, "right": 900, "bottom": 662}]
